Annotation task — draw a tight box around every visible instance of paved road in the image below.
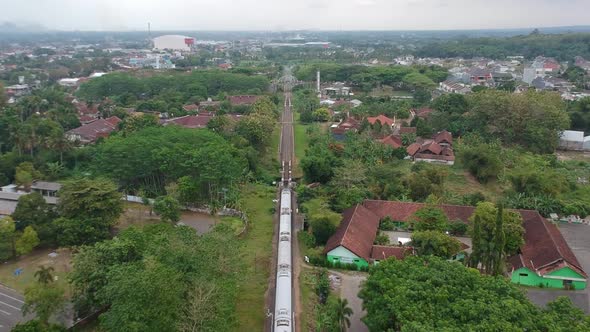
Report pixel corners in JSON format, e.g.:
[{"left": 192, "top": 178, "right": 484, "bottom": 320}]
[
  {"left": 337, "top": 273, "right": 369, "bottom": 332},
  {"left": 0, "top": 285, "right": 28, "bottom": 332}
]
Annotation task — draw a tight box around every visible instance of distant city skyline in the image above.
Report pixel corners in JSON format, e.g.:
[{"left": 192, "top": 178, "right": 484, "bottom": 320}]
[{"left": 2, "top": 0, "right": 589, "bottom": 31}]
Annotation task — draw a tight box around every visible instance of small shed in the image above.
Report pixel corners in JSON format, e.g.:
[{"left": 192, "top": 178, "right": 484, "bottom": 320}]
[{"left": 559, "top": 130, "right": 584, "bottom": 151}]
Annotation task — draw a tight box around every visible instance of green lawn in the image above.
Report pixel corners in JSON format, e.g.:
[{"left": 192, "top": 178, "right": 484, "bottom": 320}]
[
  {"left": 299, "top": 268, "right": 318, "bottom": 331},
  {"left": 234, "top": 183, "right": 276, "bottom": 331}
]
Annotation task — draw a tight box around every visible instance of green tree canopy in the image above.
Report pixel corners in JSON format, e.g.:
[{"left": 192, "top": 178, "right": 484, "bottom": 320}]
[{"left": 359, "top": 256, "right": 573, "bottom": 332}]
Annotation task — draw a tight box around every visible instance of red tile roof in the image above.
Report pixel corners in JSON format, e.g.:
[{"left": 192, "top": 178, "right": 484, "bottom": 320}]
[
  {"left": 324, "top": 204, "right": 381, "bottom": 261},
  {"left": 434, "top": 130, "right": 453, "bottom": 145},
  {"left": 370, "top": 245, "right": 414, "bottom": 260},
  {"left": 66, "top": 116, "right": 121, "bottom": 143},
  {"left": 367, "top": 115, "right": 395, "bottom": 127},
  {"left": 509, "top": 211, "right": 587, "bottom": 278},
  {"left": 164, "top": 115, "right": 212, "bottom": 129},
  {"left": 415, "top": 108, "right": 434, "bottom": 119},
  {"left": 228, "top": 95, "right": 260, "bottom": 106},
  {"left": 399, "top": 127, "right": 417, "bottom": 135},
  {"left": 328, "top": 200, "right": 586, "bottom": 278},
  {"left": 379, "top": 134, "right": 403, "bottom": 149},
  {"left": 420, "top": 141, "right": 442, "bottom": 155},
  {"left": 407, "top": 143, "right": 421, "bottom": 156},
  {"left": 182, "top": 104, "right": 199, "bottom": 112}
]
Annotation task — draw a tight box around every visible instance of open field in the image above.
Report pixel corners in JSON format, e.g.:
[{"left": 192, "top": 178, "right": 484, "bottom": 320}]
[
  {"left": 293, "top": 112, "right": 310, "bottom": 179},
  {"left": 0, "top": 248, "right": 72, "bottom": 295},
  {"left": 234, "top": 184, "right": 276, "bottom": 331}
]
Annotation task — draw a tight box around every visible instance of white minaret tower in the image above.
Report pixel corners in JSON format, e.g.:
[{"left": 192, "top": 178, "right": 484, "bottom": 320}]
[{"left": 316, "top": 70, "right": 321, "bottom": 98}]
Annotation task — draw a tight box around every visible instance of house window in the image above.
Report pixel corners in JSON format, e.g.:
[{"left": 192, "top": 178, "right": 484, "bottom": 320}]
[{"left": 519, "top": 273, "right": 528, "bottom": 277}]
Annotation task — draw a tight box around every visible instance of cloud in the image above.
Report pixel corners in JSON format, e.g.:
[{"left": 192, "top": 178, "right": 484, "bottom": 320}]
[{"left": 1, "top": 0, "right": 589, "bottom": 31}]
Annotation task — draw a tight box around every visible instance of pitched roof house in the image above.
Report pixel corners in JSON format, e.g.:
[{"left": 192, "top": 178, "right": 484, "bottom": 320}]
[
  {"left": 367, "top": 114, "right": 395, "bottom": 128},
  {"left": 163, "top": 115, "right": 212, "bottom": 129},
  {"left": 324, "top": 200, "right": 587, "bottom": 289},
  {"left": 406, "top": 131, "right": 455, "bottom": 165},
  {"left": 228, "top": 95, "right": 260, "bottom": 106},
  {"left": 379, "top": 135, "right": 403, "bottom": 149},
  {"left": 331, "top": 117, "right": 361, "bottom": 140},
  {"left": 66, "top": 116, "right": 121, "bottom": 144}
]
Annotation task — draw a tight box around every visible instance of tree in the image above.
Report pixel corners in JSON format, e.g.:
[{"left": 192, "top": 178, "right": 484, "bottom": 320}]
[
  {"left": 412, "top": 206, "right": 448, "bottom": 232},
  {"left": 458, "top": 142, "right": 502, "bottom": 183},
  {"left": 0, "top": 216, "right": 16, "bottom": 260},
  {"left": 34, "top": 266, "right": 55, "bottom": 285},
  {"left": 333, "top": 298, "right": 353, "bottom": 332},
  {"left": 54, "top": 217, "right": 111, "bottom": 246},
  {"left": 468, "top": 202, "right": 524, "bottom": 274},
  {"left": 15, "top": 162, "right": 40, "bottom": 192},
  {"left": 0, "top": 82, "right": 6, "bottom": 108},
  {"left": 153, "top": 196, "right": 181, "bottom": 223},
  {"left": 178, "top": 283, "right": 218, "bottom": 332},
  {"left": 492, "top": 204, "right": 506, "bottom": 275},
  {"left": 359, "top": 256, "right": 547, "bottom": 332},
  {"left": 11, "top": 320, "right": 66, "bottom": 332},
  {"left": 58, "top": 178, "right": 123, "bottom": 225},
  {"left": 313, "top": 107, "right": 331, "bottom": 122},
  {"left": 119, "top": 113, "right": 159, "bottom": 136},
  {"left": 23, "top": 283, "right": 65, "bottom": 325},
  {"left": 311, "top": 215, "right": 338, "bottom": 245},
  {"left": 12, "top": 192, "right": 54, "bottom": 232},
  {"left": 16, "top": 226, "right": 40, "bottom": 256},
  {"left": 98, "top": 260, "right": 184, "bottom": 332},
  {"left": 411, "top": 230, "right": 462, "bottom": 258}
]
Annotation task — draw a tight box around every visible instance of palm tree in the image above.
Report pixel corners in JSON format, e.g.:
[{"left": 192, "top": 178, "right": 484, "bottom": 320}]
[
  {"left": 335, "top": 298, "right": 353, "bottom": 332},
  {"left": 34, "top": 266, "right": 55, "bottom": 285},
  {"left": 46, "top": 128, "right": 71, "bottom": 164}
]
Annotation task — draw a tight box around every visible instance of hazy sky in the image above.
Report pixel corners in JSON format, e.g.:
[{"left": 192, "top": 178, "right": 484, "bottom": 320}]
[{"left": 2, "top": 0, "right": 589, "bottom": 31}]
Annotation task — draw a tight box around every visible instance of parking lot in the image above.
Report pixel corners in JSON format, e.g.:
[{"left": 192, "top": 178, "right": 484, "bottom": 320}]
[
  {"left": 526, "top": 223, "right": 590, "bottom": 313},
  {"left": 0, "top": 285, "right": 28, "bottom": 332}
]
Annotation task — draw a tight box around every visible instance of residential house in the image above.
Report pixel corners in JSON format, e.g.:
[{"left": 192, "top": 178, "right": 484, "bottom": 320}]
[
  {"left": 367, "top": 114, "right": 395, "bottom": 129},
  {"left": 182, "top": 104, "right": 199, "bottom": 113},
  {"left": 66, "top": 116, "right": 121, "bottom": 144},
  {"left": 559, "top": 130, "right": 585, "bottom": 151},
  {"left": 323, "top": 83, "right": 351, "bottom": 97},
  {"left": 199, "top": 98, "right": 221, "bottom": 110},
  {"left": 331, "top": 117, "right": 360, "bottom": 140},
  {"left": 468, "top": 67, "right": 494, "bottom": 86},
  {"left": 439, "top": 80, "right": 471, "bottom": 94},
  {"left": 228, "top": 95, "right": 260, "bottom": 106},
  {"left": 325, "top": 200, "right": 587, "bottom": 289},
  {"left": 406, "top": 130, "right": 455, "bottom": 165},
  {"left": 0, "top": 181, "right": 61, "bottom": 215},
  {"left": 163, "top": 114, "right": 213, "bottom": 129},
  {"left": 379, "top": 134, "right": 403, "bottom": 149}
]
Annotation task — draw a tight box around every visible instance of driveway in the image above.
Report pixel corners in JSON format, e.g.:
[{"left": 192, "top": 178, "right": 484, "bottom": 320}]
[
  {"left": 0, "top": 285, "right": 29, "bottom": 332},
  {"left": 526, "top": 223, "right": 590, "bottom": 313},
  {"left": 335, "top": 272, "right": 369, "bottom": 332}
]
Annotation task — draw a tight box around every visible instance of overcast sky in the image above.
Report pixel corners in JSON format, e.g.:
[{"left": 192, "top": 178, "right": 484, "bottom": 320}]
[{"left": 2, "top": 0, "right": 589, "bottom": 31}]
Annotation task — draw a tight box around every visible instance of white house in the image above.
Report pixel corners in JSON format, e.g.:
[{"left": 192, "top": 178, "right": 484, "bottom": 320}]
[{"left": 559, "top": 130, "right": 585, "bottom": 151}]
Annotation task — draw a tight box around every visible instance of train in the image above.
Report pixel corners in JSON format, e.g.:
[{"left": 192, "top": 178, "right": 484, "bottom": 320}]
[{"left": 274, "top": 162, "right": 293, "bottom": 331}]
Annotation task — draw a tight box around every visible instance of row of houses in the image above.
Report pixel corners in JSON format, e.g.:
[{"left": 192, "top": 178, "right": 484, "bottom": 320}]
[
  {"left": 64, "top": 95, "right": 262, "bottom": 144},
  {"left": 324, "top": 200, "right": 587, "bottom": 290}
]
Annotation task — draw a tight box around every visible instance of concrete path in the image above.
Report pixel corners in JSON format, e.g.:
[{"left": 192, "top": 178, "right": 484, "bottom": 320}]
[{"left": 335, "top": 272, "right": 369, "bottom": 332}]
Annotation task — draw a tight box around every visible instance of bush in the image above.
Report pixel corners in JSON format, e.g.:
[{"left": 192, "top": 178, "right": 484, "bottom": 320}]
[
  {"left": 299, "top": 231, "right": 316, "bottom": 248},
  {"left": 448, "top": 222, "right": 468, "bottom": 236}
]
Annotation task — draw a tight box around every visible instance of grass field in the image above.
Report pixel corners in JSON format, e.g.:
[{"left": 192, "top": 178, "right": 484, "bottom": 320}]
[
  {"left": 0, "top": 248, "right": 72, "bottom": 294},
  {"left": 234, "top": 183, "right": 276, "bottom": 331},
  {"left": 299, "top": 268, "right": 318, "bottom": 331}
]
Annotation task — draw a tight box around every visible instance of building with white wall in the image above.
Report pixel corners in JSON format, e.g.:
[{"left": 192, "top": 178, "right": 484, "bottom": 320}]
[{"left": 153, "top": 35, "right": 194, "bottom": 52}]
